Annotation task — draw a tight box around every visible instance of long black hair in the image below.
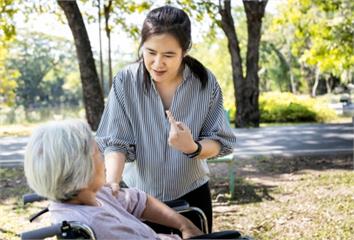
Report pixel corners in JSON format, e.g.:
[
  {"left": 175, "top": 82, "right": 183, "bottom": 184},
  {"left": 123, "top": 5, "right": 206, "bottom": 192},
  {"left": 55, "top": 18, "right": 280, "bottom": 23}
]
[{"left": 138, "top": 6, "right": 208, "bottom": 91}]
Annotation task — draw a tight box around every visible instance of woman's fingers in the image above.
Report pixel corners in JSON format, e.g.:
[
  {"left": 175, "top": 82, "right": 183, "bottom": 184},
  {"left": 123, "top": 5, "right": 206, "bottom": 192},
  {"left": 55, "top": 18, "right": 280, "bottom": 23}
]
[
  {"left": 176, "top": 122, "right": 187, "bottom": 131},
  {"left": 166, "top": 111, "right": 180, "bottom": 135},
  {"left": 166, "top": 110, "right": 177, "bottom": 128},
  {"left": 166, "top": 111, "right": 185, "bottom": 131},
  {"left": 105, "top": 182, "right": 120, "bottom": 196}
]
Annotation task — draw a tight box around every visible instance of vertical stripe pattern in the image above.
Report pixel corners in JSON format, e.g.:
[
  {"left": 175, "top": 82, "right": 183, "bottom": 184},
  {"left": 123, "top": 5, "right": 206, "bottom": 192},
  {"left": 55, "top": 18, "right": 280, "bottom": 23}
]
[{"left": 96, "top": 61, "right": 237, "bottom": 201}]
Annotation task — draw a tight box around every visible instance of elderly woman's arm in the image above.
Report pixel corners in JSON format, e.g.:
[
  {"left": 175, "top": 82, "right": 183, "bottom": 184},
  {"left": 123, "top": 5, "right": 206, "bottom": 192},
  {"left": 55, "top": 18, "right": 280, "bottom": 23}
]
[{"left": 142, "top": 195, "right": 203, "bottom": 239}]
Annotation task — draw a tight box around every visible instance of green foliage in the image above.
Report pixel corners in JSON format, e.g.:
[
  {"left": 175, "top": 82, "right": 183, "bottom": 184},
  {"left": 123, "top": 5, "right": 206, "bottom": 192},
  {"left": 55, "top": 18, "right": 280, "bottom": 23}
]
[
  {"left": 259, "top": 40, "right": 292, "bottom": 92},
  {"left": 225, "top": 92, "right": 337, "bottom": 123},
  {"left": 272, "top": 0, "right": 353, "bottom": 80},
  {"left": 190, "top": 5, "right": 248, "bottom": 109},
  {"left": 191, "top": 37, "right": 234, "bottom": 108},
  {"left": 0, "top": 0, "right": 17, "bottom": 40},
  {"left": 92, "top": 0, "right": 152, "bottom": 40},
  {"left": 0, "top": 42, "right": 19, "bottom": 107},
  {"left": 259, "top": 92, "right": 336, "bottom": 123},
  {"left": 7, "top": 31, "right": 82, "bottom": 110},
  {"left": 0, "top": 0, "right": 18, "bottom": 107},
  {"left": 261, "top": 100, "right": 316, "bottom": 123}
]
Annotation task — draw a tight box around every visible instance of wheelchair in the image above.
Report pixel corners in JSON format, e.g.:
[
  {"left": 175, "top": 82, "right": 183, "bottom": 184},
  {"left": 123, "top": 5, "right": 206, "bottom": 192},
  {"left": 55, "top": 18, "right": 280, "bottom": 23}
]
[{"left": 21, "top": 193, "right": 250, "bottom": 240}]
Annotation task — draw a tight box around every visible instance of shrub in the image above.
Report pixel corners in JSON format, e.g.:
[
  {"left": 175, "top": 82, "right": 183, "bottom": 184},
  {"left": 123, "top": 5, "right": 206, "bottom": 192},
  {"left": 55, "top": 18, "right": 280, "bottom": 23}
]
[{"left": 225, "top": 92, "right": 337, "bottom": 124}]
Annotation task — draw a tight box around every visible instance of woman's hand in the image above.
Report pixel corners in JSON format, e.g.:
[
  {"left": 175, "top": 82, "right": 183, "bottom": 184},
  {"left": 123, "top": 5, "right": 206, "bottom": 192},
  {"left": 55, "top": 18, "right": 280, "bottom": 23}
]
[
  {"left": 166, "top": 111, "right": 198, "bottom": 154},
  {"left": 105, "top": 182, "right": 120, "bottom": 195},
  {"left": 180, "top": 222, "right": 204, "bottom": 239}
]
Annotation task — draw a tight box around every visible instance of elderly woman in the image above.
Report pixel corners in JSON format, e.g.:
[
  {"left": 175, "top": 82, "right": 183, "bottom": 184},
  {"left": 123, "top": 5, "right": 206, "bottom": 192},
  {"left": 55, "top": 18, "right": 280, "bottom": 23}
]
[{"left": 24, "top": 120, "right": 203, "bottom": 240}]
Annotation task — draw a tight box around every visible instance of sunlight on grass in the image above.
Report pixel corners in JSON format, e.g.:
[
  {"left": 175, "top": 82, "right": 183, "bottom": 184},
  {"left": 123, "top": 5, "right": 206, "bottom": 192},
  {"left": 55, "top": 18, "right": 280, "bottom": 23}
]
[
  {"left": 0, "top": 123, "right": 36, "bottom": 137},
  {"left": 0, "top": 106, "right": 85, "bottom": 137},
  {"left": 1, "top": 158, "right": 353, "bottom": 239},
  {"left": 213, "top": 169, "right": 354, "bottom": 239},
  {"left": 0, "top": 167, "right": 50, "bottom": 240}
]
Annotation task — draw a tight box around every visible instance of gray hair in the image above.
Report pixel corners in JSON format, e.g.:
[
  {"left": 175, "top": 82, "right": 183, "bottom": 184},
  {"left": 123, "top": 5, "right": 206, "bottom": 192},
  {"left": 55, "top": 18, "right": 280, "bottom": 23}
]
[{"left": 24, "top": 119, "right": 95, "bottom": 201}]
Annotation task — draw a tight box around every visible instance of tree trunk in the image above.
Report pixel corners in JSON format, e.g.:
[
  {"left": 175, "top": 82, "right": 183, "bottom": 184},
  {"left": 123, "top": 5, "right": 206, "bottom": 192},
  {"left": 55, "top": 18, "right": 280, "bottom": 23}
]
[
  {"left": 243, "top": 1, "right": 267, "bottom": 127},
  {"left": 325, "top": 75, "right": 331, "bottom": 94},
  {"left": 218, "top": 0, "right": 244, "bottom": 128},
  {"left": 57, "top": 0, "right": 104, "bottom": 131},
  {"left": 288, "top": 47, "right": 296, "bottom": 93},
  {"left": 104, "top": 0, "right": 113, "bottom": 89},
  {"left": 107, "top": 31, "right": 112, "bottom": 89},
  {"left": 241, "top": 0, "right": 267, "bottom": 127},
  {"left": 312, "top": 65, "right": 320, "bottom": 97},
  {"left": 218, "top": 0, "right": 267, "bottom": 127},
  {"left": 290, "top": 69, "right": 296, "bottom": 93},
  {"left": 98, "top": 0, "right": 105, "bottom": 95}
]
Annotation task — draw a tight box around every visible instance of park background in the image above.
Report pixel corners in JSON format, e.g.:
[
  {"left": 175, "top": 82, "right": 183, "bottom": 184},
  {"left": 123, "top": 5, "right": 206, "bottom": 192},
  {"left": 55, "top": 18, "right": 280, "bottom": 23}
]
[{"left": 0, "top": 0, "right": 353, "bottom": 239}]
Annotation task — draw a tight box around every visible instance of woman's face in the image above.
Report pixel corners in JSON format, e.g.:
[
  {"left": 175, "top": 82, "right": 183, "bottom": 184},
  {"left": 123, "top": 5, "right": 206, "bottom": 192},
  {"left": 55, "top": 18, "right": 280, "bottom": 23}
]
[
  {"left": 142, "top": 33, "right": 184, "bottom": 84},
  {"left": 87, "top": 141, "right": 105, "bottom": 192}
]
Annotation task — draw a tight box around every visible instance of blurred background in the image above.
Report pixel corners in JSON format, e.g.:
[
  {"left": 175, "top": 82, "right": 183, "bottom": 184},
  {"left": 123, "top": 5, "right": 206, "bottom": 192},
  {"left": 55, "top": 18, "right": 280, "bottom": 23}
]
[{"left": 0, "top": 0, "right": 353, "bottom": 130}]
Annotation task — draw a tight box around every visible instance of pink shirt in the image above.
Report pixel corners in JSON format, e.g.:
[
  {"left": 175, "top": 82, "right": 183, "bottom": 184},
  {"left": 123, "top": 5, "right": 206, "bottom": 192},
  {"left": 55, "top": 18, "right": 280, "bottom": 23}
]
[{"left": 49, "top": 187, "right": 181, "bottom": 240}]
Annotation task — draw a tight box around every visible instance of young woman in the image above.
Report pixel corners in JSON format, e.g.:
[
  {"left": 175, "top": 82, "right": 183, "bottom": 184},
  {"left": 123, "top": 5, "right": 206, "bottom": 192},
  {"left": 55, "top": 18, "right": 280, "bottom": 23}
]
[{"left": 96, "top": 5, "right": 237, "bottom": 232}]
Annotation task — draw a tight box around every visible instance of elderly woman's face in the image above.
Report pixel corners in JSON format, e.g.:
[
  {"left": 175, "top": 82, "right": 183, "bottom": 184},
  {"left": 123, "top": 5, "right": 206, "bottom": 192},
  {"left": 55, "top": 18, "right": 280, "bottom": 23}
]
[{"left": 87, "top": 141, "right": 105, "bottom": 192}]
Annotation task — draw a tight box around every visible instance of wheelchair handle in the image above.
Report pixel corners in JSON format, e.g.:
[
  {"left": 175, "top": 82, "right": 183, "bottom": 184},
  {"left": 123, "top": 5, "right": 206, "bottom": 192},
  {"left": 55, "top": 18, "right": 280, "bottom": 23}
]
[
  {"left": 21, "top": 223, "right": 62, "bottom": 240},
  {"left": 23, "top": 193, "right": 47, "bottom": 204},
  {"left": 164, "top": 199, "right": 190, "bottom": 211}
]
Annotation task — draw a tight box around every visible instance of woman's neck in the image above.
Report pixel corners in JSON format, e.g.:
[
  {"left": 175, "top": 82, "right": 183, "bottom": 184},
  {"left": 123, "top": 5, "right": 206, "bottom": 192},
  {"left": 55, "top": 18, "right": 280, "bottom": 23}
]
[{"left": 65, "top": 189, "right": 99, "bottom": 206}]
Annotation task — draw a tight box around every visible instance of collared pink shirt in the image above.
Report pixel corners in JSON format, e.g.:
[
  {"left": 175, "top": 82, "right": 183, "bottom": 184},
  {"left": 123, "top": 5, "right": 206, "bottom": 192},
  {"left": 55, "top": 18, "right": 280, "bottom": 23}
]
[{"left": 49, "top": 187, "right": 181, "bottom": 240}]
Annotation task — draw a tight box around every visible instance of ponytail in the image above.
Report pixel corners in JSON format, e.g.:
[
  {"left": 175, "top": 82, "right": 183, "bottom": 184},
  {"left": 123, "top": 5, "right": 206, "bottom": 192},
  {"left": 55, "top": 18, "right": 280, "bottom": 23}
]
[{"left": 183, "top": 55, "right": 208, "bottom": 89}]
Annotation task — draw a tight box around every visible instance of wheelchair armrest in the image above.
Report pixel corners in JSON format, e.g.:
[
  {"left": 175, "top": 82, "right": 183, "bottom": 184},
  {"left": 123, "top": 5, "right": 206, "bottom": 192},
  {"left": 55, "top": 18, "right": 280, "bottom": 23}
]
[
  {"left": 21, "top": 221, "right": 97, "bottom": 240},
  {"left": 189, "top": 230, "right": 243, "bottom": 239},
  {"left": 164, "top": 200, "right": 209, "bottom": 233},
  {"left": 23, "top": 193, "right": 47, "bottom": 204},
  {"left": 164, "top": 199, "right": 190, "bottom": 211},
  {"left": 21, "top": 222, "right": 62, "bottom": 240}
]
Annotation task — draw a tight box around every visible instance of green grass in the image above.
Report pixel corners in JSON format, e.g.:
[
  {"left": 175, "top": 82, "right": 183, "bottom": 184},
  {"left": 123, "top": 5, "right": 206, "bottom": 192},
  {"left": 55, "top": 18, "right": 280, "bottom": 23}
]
[
  {"left": 0, "top": 156, "right": 353, "bottom": 240},
  {"left": 0, "top": 123, "right": 36, "bottom": 137},
  {"left": 210, "top": 155, "right": 354, "bottom": 239},
  {"left": 211, "top": 170, "right": 354, "bottom": 239}
]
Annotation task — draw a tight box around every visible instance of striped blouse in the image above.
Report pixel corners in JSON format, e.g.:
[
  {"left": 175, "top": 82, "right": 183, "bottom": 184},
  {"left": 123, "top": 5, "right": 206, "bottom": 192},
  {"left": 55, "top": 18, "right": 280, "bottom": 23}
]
[{"left": 96, "top": 61, "right": 236, "bottom": 201}]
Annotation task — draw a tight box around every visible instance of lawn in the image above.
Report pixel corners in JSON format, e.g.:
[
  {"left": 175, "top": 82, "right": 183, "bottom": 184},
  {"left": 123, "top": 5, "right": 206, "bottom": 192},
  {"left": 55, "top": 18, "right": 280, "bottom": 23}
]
[
  {"left": 209, "top": 154, "right": 353, "bottom": 239},
  {"left": 0, "top": 154, "right": 353, "bottom": 240},
  {"left": 0, "top": 124, "right": 35, "bottom": 137}
]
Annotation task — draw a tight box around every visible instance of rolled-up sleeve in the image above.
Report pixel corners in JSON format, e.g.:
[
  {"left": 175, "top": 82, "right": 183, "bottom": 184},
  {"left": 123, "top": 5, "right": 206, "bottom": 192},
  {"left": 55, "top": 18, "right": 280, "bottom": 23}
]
[
  {"left": 199, "top": 73, "right": 236, "bottom": 157},
  {"left": 117, "top": 188, "right": 147, "bottom": 219},
  {"left": 95, "top": 72, "right": 136, "bottom": 161}
]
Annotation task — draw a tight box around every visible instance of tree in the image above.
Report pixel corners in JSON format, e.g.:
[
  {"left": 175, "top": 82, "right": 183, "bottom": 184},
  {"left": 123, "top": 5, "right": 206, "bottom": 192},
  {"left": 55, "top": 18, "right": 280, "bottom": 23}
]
[
  {"left": 10, "top": 33, "right": 58, "bottom": 110},
  {"left": 2, "top": 0, "right": 105, "bottom": 129},
  {"left": 0, "top": 0, "right": 18, "bottom": 107},
  {"left": 172, "top": 0, "right": 268, "bottom": 127},
  {"left": 219, "top": 0, "right": 267, "bottom": 127},
  {"left": 257, "top": 13, "right": 301, "bottom": 93},
  {"left": 97, "top": 0, "right": 151, "bottom": 89},
  {"left": 273, "top": 0, "right": 354, "bottom": 96},
  {"left": 0, "top": 45, "right": 19, "bottom": 107},
  {"left": 57, "top": 0, "right": 104, "bottom": 130},
  {"left": 97, "top": 0, "right": 104, "bottom": 92},
  {"left": 7, "top": 32, "right": 81, "bottom": 111}
]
